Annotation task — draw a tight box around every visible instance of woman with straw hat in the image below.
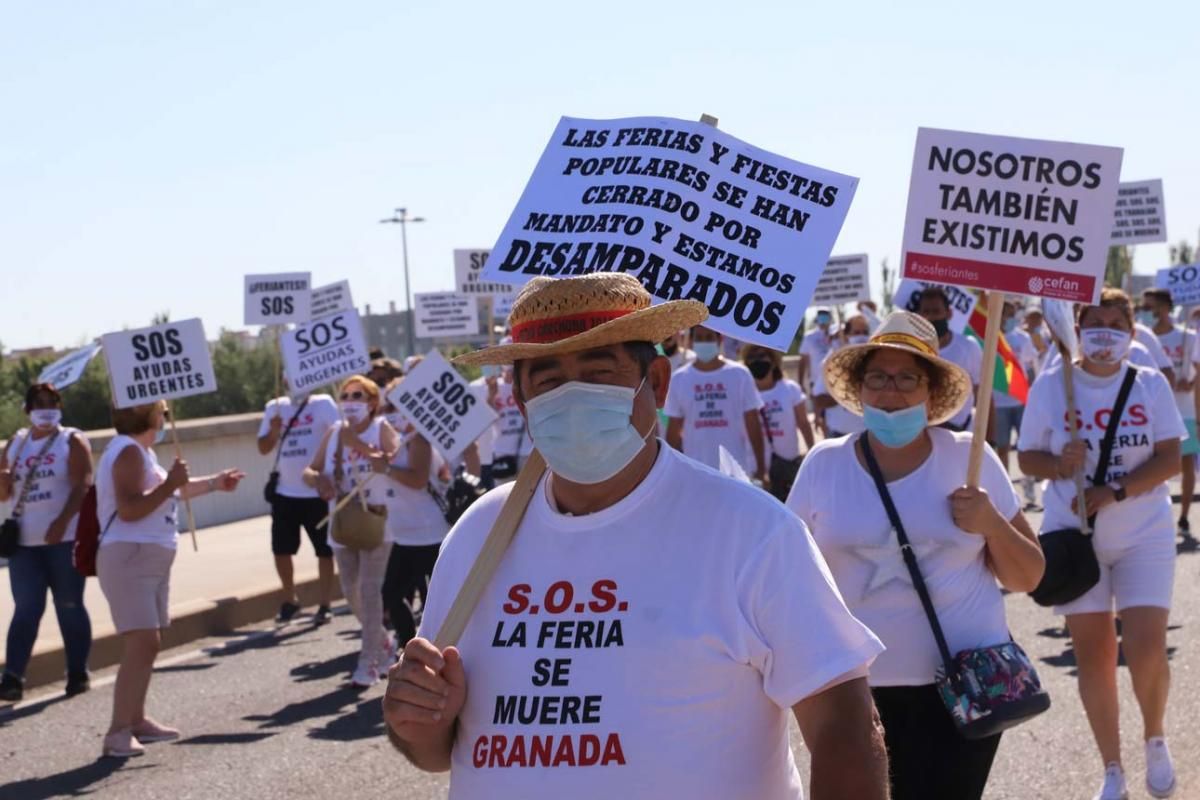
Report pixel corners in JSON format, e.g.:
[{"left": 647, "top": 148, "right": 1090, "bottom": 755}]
[
  {"left": 385, "top": 273, "right": 889, "bottom": 799},
  {"left": 787, "top": 310, "right": 1044, "bottom": 800}
]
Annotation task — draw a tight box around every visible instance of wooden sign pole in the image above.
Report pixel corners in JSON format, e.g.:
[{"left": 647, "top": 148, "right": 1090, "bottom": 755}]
[
  {"left": 966, "top": 292, "right": 1005, "bottom": 488},
  {"left": 273, "top": 325, "right": 283, "bottom": 401},
  {"left": 1058, "top": 343, "right": 1091, "bottom": 534},
  {"left": 166, "top": 401, "right": 199, "bottom": 552}
]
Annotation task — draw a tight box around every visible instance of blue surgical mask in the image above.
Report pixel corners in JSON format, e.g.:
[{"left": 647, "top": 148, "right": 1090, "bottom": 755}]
[
  {"left": 481, "top": 364, "right": 501, "bottom": 378},
  {"left": 154, "top": 425, "right": 166, "bottom": 445},
  {"left": 862, "top": 403, "right": 927, "bottom": 448},
  {"left": 693, "top": 341, "right": 720, "bottom": 363},
  {"left": 525, "top": 379, "right": 652, "bottom": 485},
  {"left": 1002, "top": 318, "right": 1018, "bottom": 334},
  {"left": 1136, "top": 310, "right": 1156, "bottom": 327}
]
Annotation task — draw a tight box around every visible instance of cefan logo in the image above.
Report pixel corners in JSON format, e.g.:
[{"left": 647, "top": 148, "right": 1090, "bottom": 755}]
[{"left": 1028, "top": 277, "right": 1044, "bottom": 294}]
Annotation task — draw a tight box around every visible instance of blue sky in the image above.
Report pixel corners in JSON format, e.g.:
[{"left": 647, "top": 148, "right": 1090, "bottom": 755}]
[{"left": 3, "top": 1, "right": 1197, "bottom": 351}]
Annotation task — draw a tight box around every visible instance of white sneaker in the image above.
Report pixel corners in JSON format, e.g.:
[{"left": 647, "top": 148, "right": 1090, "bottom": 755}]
[
  {"left": 1094, "top": 762, "right": 1129, "bottom": 800},
  {"left": 1146, "top": 737, "right": 1177, "bottom": 798},
  {"left": 350, "top": 661, "right": 378, "bottom": 688},
  {"left": 376, "top": 632, "right": 398, "bottom": 673}
]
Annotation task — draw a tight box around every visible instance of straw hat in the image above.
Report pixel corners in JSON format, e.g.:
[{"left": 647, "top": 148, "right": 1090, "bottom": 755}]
[
  {"left": 822, "top": 311, "right": 972, "bottom": 426},
  {"left": 454, "top": 274, "right": 709, "bottom": 367}
]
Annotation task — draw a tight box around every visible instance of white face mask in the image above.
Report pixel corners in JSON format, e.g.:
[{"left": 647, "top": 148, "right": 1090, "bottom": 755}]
[
  {"left": 1080, "top": 328, "right": 1132, "bottom": 365},
  {"left": 847, "top": 334, "right": 869, "bottom": 346},
  {"left": 29, "top": 409, "right": 62, "bottom": 430},
  {"left": 340, "top": 401, "right": 369, "bottom": 423}
]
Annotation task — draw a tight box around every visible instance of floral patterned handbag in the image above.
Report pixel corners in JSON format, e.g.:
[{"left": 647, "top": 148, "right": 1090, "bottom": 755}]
[{"left": 861, "top": 435, "right": 1051, "bottom": 740}]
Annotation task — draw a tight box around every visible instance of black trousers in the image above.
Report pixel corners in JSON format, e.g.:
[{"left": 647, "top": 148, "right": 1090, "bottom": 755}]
[
  {"left": 381, "top": 543, "right": 441, "bottom": 645},
  {"left": 872, "top": 684, "right": 1001, "bottom": 800}
]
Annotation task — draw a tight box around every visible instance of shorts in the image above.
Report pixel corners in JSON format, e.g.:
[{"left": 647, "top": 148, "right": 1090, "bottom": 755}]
[
  {"left": 1055, "top": 532, "right": 1176, "bottom": 616},
  {"left": 1183, "top": 418, "right": 1200, "bottom": 457},
  {"left": 97, "top": 542, "right": 176, "bottom": 633},
  {"left": 271, "top": 495, "right": 333, "bottom": 558},
  {"left": 992, "top": 406, "right": 1024, "bottom": 449}
]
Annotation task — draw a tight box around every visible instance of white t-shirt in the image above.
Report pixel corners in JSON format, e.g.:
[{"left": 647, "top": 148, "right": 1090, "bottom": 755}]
[
  {"left": 491, "top": 382, "right": 530, "bottom": 459},
  {"left": 382, "top": 432, "right": 449, "bottom": 547},
  {"left": 1018, "top": 362, "right": 1185, "bottom": 553},
  {"left": 467, "top": 378, "right": 497, "bottom": 467},
  {"left": 938, "top": 333, "right": 983, "bottom": 429},
  {"left": 756, "top": 380, "right": 807, "bottom": 461},
  {"left": 664, "top": 361, "right": 763, "bottom": 471},
  {"left": 789, "top": 429, "right": 1019, "bottom": 685},
  {"left": 1155, "top": 327, "right": 1199, "bottom": 419},
  {"left": 800, "top": 329, "right": 835, "bottom": 379},
  {"left": 322, "top": 418, "right": 387, "bottom": 551},
  {"left": 814, "top": 352, "right": 865, "bottom": 437},
  {"left": 667, "top": 347, "right": 695, "bottom": 372},
  {"left": 1134, "top": 324, "right": 1173, "bottom": 371},
  {"left": 995, "top": 330, "right": 1037, "bottom": 409},
  {"left": 5, "top": 427, "right": 82, "bottom": 546},
  {"left": 418, "top": 444, "right": 883, "bottom": 800},
  {"left": 257, "top": 394, "right": 340, "bottom": 499},
  {"left": 97, "top": 436, "right": 179, "bottom": 549}
]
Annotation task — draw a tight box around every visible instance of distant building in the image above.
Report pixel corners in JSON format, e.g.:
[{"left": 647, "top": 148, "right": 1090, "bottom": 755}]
[
  {"left": 5, "top": 346, "right": 55, "bottom": 362},
  {"left": 362, "top": 300, "right": 495, "bottom": 360}
]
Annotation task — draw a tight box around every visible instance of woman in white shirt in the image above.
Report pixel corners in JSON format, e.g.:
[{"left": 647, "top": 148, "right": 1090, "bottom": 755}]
[
  {"left": 787, "top": 311, "right": 1044, "bottom": 800},
  {"left": 1018, "top": 288, "right": 1183, "bottom": 800},
  {"left": 0, "top": 383, "right": 94, "bottom": 703},
  {"left": 741, "top": 344, "right": 814, "bottom": 502},
  {"left": 305, "top": 376, "right": 398, "bottom": 688},
  {"left": 96, "top": 400, "right": 243, "bottom": 758}
]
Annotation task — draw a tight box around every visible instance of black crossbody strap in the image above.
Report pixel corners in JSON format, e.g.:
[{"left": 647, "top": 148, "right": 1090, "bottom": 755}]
[
  {"left": 1090, "top": 367, "right": 1138, "bottom": 489},
  {"left": 271, "top": 397, "right": 311, "bottom": 471},
  {"left": 760, "top": 407, "right": 775, "bottom": 456},
  {"left": 860, "top": 434, "right": 959, "bottom": 682}
]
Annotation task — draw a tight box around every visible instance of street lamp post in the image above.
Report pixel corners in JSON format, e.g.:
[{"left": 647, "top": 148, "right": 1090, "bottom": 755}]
[{"left": 379, "top": 207, "right": 425, "bottom": 357}]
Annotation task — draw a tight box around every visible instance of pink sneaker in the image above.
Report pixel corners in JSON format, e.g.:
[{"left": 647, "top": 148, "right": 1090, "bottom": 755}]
[
  {"left": 102, "top": 729, "right": 145, "bottom": 758},
  {"left": 132, "top": 718, "right": 181, "bottom": 743}
]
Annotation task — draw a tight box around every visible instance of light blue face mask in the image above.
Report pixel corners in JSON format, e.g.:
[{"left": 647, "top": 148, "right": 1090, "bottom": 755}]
[
  {"left": 862, "top": 403, "right": 927, "bottom": 448},
  {"left": 154, "top": 425, "right": 167, "bottom": 445},
  {"left": 1002, "top": 317, "right": 1018, "bottom": 334},
  {"left": 525, "top": 379, "right": 653, "bottom": 485},
  {"left": 1135, "top": 310, "right": 1156, "bottom": 327},
  {"left": 693, "top": 341, "right": 720, "bottom": 363}
]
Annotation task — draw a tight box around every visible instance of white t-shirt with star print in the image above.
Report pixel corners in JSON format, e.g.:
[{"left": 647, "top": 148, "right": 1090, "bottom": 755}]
[{"left": 787, "top": 428, "right": 1020, "bottom": 686}]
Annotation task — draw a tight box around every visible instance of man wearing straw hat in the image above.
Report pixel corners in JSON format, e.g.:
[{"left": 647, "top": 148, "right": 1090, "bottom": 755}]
[{"left": 383, "top": 273, "right": 888, "bottom": 799}]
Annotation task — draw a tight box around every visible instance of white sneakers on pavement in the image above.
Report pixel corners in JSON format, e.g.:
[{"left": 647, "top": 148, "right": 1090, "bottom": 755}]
[
  {"left": 1094, "top": 762, "right": 1128, "bottom": 800},
  {"left": 132, "top": 718, "right": 181, "bottom": 743},
  {"left": 102, "top": 729, "right": 146, "bottom": 759},
  {"left": 1145, "top": 737, "right": 1176, "bottom": 798}
]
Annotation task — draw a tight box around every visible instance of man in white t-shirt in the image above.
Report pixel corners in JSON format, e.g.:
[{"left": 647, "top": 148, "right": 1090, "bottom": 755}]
[
  {"left": 383, "top": 274, "right": 888, "bottom": 800},
  {"left": 256, "top": 392, "right": 341, "bottom": 623},
  {"left": 917, "top": 287, "right": 987, "bottom": 434},
  {"left": 1143, "top": 288, "right": 1199, "bottom": 532},
  {"left": 665, "top": 326, "right": 766, "bottom": 481},
  {"left": 798, "top": 308, "right": 836, "bottom": 392},
  {"left": 1133, "top": 320, "right": 1177, "bottom": 385}
]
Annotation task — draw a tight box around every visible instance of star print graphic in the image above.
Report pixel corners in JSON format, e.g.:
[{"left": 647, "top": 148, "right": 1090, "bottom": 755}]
[{"left": 850, "top": 530, "right": 944, "bottom": 600}]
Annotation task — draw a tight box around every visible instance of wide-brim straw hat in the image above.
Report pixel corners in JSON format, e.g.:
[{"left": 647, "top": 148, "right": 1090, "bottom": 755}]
[
  {"left": 823, "top": 311, "right": 972, "bottom": 426},
  {"left": 454, "top": 274, "right": 709, "bottom": 367}
]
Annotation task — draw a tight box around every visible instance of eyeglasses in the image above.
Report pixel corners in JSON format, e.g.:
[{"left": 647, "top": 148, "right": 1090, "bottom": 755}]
[
  {"left": 340, "top": 390, "right": 366, "bottom": 401},
  {"left": 862, "top": 370, "right": 926, "bottom": 393}
]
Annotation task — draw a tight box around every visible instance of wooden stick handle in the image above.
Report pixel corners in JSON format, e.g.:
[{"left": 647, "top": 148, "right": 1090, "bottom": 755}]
[
  {"left": 966, "top": 292, "right": 1005, "bottom": 488},
  {"left": 316, "top": 474, "right": 374, "bottom": 529},
  {"left": 1059, "top": 348, "right": 1091, "bottom": 535},
  {"left": 434, "top": 450, "right": 546, "bottom": 649},
  {"left": 167, "top": 402, "right": 199, "bottom": 552}
]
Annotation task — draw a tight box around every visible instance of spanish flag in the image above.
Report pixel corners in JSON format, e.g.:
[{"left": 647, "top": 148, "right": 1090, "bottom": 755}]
[{"left": 966, "top": 305, "right": 1030, "bottom": 404}]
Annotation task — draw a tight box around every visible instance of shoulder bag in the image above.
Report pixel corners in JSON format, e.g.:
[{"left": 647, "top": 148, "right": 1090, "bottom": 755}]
[
  {"left": 761, "top": 406, "right": 802, "bottom": 501},
  {"left": 263, "top": 397, "right": 310, "bottom": 504},
  {"left": 1, "top": 431, "right": 60, "bottom": 557},
  {"left": 329, "top": 427, "right": 386, "bottom": 551},
  {"left": 1029, "top": 367, "right": 1136, "bottom": 607},
  {"left": 861, "top": 434, "right": 1051, "bottom": 740}
]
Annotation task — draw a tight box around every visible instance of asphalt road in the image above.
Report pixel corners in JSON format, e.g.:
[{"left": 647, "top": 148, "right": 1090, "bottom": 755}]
[{"left": 3, "top": 505, "right": 1199, "bottom": 800}]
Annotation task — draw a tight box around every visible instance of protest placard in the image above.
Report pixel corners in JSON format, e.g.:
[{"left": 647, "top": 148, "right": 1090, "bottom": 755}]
[
  {"left": 454, "top": 249, "right": 512, "bottom": 296},
  {"left": 385, "top": 350, "right": 498, "bottom": 463},
  {"left": 812, "top": 254, "right": 870, "bottom": 305},
  {"left": 244, "top": 272, "right": 312, "bottom": 325},
  {"left": 310, "top": 280, "right": 354, "bottom": 319},
  {"left": 37, "top": 343, "right": 102, "bottom": 390},
  {"left": 900, "top": 127, "right": 1122, "bottom": 303},
  {"left": 1155, "top": 263, "right": 1200, "bottom": 306},
  {"left": 892, "top": 278, "right": 978, "bottom": 335},
  {"left": 414, "top": 293, "right": 479, "bottom": 339},
  {"left": 1111, "top": 179, "right": 1166, "bottom": 245},
  {"left": 492, "top": 293, "right": 516, "bottom": 321},
  {"left": 477, "top": 115, "right": 859, "bottom": 351},
  {"left": 102, "top": 319, "right": 216, "bottom": 409},
  {"left": 280, "top": 309, "right": 371, "bottom": 396}
]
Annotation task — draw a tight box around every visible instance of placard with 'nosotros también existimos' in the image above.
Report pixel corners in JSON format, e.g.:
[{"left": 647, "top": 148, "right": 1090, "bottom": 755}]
[
  {"left": 1111, "top": 179, "right": 1167, "bottom": 246},
  {"left": 812, "top": 254, "right": 871, "bottom": 305},
  {"left": 901, "top": 128, "right": 1123, "bottom": 304},
  {"left": 310, "top": 280, "right": 354, "bottom": 319},
  {"left": 280, "top": 309, "right": 371, "bottom": 397},
  {"left": 477, "top": 116, "right": 859, "bottom": 351},
  {"left": 244, "top": 272, "right": 312, "bottom": 326},
  {"left": 101, "top": 319, "right": 217, "bottom": 409},
  {"left": 891, "top": 277, "right": 978, "bottom": 336},
  {"left": 1155, "top": 263, "right": 1200, "bottom": 307},
  {"left": 37, "top": 342, "right": 102, "bottom": 391},
  {"left": 384, "top": 350, "right": 498, "bottom": 463}
]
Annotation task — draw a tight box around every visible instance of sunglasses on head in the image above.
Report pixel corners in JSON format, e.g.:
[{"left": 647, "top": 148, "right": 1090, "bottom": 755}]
[{"left": 340, "top": 390, "right": 366, "bottom": 401}]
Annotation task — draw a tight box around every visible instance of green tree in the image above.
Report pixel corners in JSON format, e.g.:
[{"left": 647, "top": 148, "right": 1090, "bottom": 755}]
[
  {"left": 1105, "top": 245, "right": 1133, "bottom": 288},
  {"left": 1170, "top": 239, "right": 1195, "bottom": 266}
]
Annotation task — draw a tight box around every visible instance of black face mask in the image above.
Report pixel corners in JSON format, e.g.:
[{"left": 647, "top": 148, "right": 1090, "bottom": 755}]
[
  {"left": 930, "top": 318, "right": 950, "bottom": 338},
  {"left": 747, "top": 360, "right": 773, "bottom": 380},
  {"left": 663, "top": 342, "right": 678, "bottom": 356}
]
